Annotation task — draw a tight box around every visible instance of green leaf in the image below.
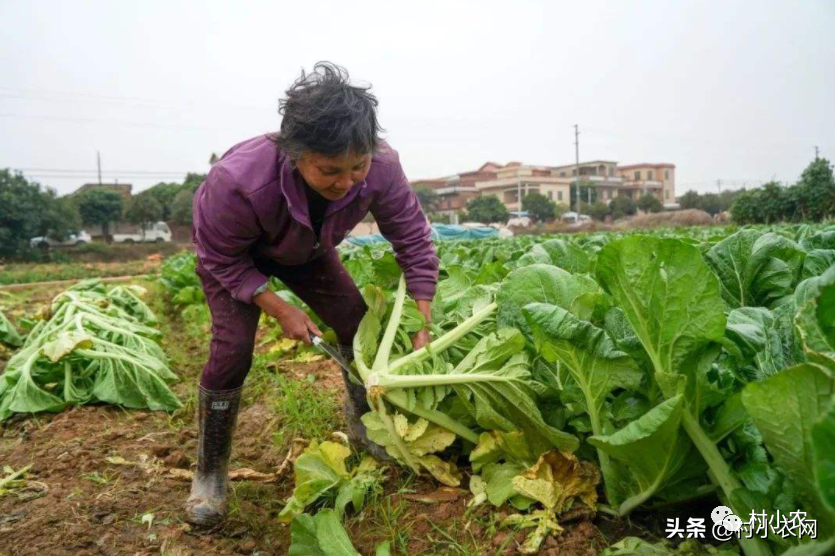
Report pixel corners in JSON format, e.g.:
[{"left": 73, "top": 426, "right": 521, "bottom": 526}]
[
  {"left": 497, "top": 264, "right": 601, "bottom": 332},
  {"left": 724, "top": 307, "right": 789, "bottom": 379},
  {"left": 603, "top": 537, "right": 740, "bottom": 555},
  {"left": 801, "top": 249, "right": 835, "bottom": 281},
  {"left": 596, "top": 236, "right": 726, "bottom": 398},
  {"left": 524, "top": 302, "right": 641, "bottom": 424},
  {"left": 482, "top": 461, "right": 527, "bottom": 506},
  {"left": 705, "top": 229, "right": 806, "bottom": 309},
  {"left": 795, "top": 265, "right": 835, "bottom": 365},
  {"left": 588, "top": 396, "right": 687, "bottom": 514},
  {"left": 742, "top": 363, "right": 835, "bottom": 530},
  {"left": 812, "top": 401, "right": 835, "bottom": 513},
  {"left": 289, "top": 514, "right": 325, "bottom": 556},
  {"left": 0, "top": 309, "right": 23, "bottom": 348},
  {"left": 289, "top": 510, "right": 361, "bottom": 556},
  {"left": 539, "top": 239, "right": 593, "bottom": 274}
]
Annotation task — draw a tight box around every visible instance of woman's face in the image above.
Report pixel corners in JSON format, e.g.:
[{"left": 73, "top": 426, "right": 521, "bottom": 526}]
[{"left": 296, "top": 150, "right": 372, "bottom": 201}]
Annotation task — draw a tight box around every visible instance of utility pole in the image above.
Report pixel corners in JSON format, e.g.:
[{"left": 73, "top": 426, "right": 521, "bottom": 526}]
[
  {"left": 815, "top": 146, "right": 819, "bottom": 160},
  {"left": 97, "top": 151, "right": 102, "bottom": 185},
  {"left": 574, "top": 124, "right": 581, "bottom": 216},
  {"left": 716, "top": 179, "right": 721, "bottom": 194}
]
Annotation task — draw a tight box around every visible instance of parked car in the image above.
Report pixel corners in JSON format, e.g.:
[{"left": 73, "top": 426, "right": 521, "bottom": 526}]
[
  {"left": 112, "top": 221, "right": 173, "bottom": 244},
  {"left": 561, "top": 211, "right": 592, "bottom": 223},
  {"left": 30, "top": 230, "right": 92, "bottom": 249}
]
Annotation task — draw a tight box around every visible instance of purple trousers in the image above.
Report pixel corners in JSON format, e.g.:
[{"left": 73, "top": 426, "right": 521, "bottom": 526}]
[{"left": 196, "top": 249, "right": 367, "bottom": 391}]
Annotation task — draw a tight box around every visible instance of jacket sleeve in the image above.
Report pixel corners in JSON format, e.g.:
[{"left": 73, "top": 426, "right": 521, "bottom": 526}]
[
  {"left": 370, "top": 153, "right": 439, "bottom": 300},
  {"left": 193, "top": 166, "right": 268, "bottom": 304}
]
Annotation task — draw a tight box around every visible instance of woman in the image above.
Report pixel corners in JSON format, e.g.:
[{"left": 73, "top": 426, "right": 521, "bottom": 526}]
[{"left": 186, "top": 63, "right": 438, "bottom": 526}]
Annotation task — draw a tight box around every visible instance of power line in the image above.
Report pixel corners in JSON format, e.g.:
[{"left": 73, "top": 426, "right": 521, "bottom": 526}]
[
  {"left": 11, "top": 167, "right": 197, "bottom": 174},
  {"left": 0, "top": 85, "right": 266, "bottom": 112}
]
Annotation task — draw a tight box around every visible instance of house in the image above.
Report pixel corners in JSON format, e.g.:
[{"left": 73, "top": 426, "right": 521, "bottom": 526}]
[
  {"left": 412, "top": 162, "right": 502, "bottom": 216},
  {"left": 413, "top": 159, "right": 677, "bottom": 215},
  {"left": 614, "top": 163, "right": 676, "bottom": 206},
  {"left": 474, "top": 162, "right": 572, "bottom": 211}
]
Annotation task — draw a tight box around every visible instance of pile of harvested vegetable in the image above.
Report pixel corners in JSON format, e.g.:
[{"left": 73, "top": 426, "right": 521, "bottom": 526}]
[{"left": 0, "top": 279, "right": 180, "bottom": 421}]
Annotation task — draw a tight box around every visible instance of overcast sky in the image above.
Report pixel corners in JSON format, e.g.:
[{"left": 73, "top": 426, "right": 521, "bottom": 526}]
[{"left": 2, "top": 0, "right": 833, "bottom": 196}]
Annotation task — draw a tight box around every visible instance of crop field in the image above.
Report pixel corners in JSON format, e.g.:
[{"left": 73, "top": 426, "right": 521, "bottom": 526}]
[{"left": 0, "top": 223, "right": 833, "bottom": 556}]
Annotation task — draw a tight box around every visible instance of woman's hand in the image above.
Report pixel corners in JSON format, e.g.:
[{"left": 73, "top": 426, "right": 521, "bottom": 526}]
[
  {"left": 253, "top": 290, "right": 321, "bottom": 345},
  {"left": 412, "top": 299, "right": 432, "bottom": 350}
]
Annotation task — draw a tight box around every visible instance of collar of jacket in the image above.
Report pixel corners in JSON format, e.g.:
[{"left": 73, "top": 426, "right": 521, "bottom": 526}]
[{"left": 277, "top": 154, "right": 367, "bottom": 231}]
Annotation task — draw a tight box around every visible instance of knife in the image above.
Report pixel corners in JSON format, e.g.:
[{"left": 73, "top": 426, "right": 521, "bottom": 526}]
[{"left": 310, "top": 334, "right": 355, "bottom": 376}]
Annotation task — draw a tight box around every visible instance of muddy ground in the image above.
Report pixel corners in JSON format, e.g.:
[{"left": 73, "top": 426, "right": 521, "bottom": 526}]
[{"left": 0, "top": 282, "right": 663, "bottom": 556}]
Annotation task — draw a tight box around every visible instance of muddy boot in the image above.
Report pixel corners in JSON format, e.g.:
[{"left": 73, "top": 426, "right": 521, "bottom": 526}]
[
  {"left": 185, "top": 385, "right": 241, "bottom": 527},
  {"left": 339, "top": 345, "right": 393, "bottom": 462}
]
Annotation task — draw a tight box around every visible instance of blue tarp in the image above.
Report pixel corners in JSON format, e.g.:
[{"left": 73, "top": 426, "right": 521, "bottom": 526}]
[{"left": 345, "top": 224, "right": 499, "bottom": 247}]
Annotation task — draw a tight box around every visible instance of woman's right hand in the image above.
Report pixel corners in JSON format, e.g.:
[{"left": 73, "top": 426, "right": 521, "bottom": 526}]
[{"left": 253, "top": 290, "right": 321, "bottom": 345}]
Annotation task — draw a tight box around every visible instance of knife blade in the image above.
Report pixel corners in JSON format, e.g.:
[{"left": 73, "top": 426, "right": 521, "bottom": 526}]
[{"left": 310, "top": 334, "right": 354, "bottom": 375}]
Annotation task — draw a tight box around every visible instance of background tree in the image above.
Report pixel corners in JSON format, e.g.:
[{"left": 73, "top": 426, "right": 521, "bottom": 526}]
[
  {"left": 0, "top": 170, "right": 80, "bottom": 258},
  {"left": 718, "top": 189, "right": 739, "bottom": 213},
  {"left": 170, "top": 188, "right": 195, "bottom": 225},
  {"left": 45, "top": 196, "right": 82, "bottom": 239},
  {"left": 413, "top": 185, "right": 439, "bottom": 214},
  {"left": 609, "top": 196, "right": 637, "bottom": 219},
  {"left": 522, "top": 192, "right": 557, "bottom": 223},
  {"left": 697, "top": 193, "right": 723, "bottom": 216},
  {"left": 465, "top": 195, "right": 509, "bottom": 224},
  {"left": 637, "top": 193, "right": 663, "bottom": 213},
  {"left": 679, "top": 190, "right": 701, "bottom": 210},
  {"left": 797, "top": 157, "right": 835, "bottom": 221},
  {"left": 588, "top": 201, "right": 611, "bottom": 221},
  {"left": 730, "top": 190, "right": 760, "bottom": 224},
  {"left": 124, "top": 193, "right": 164, "bottom": 237},
  {"left": 182, "top": 172, "right": 207, "bottom": 192},
  {"left": 77, "top": 189, "right": 124, "bottom": 243},
  {"left": 142, "top": 182, "right": 181, "bottom": 221}
]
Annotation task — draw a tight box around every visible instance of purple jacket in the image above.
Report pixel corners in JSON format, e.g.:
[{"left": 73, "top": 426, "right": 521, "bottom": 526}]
[{"left": 192, "top": 134, "right": 439, "bottom": 304}]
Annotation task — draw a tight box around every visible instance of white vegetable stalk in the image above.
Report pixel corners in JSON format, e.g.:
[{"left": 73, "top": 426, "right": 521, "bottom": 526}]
[{"left": 354, "top": 276, "right": 499, "bottom": 454}]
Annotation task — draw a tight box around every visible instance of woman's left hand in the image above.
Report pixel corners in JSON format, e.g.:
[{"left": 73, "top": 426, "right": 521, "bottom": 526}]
[
  {"left": 412, "top": 299, "right": 432, "bottom": 350},
  {"left": 412, "top": 328, "right": 430, "bottom": 350}
]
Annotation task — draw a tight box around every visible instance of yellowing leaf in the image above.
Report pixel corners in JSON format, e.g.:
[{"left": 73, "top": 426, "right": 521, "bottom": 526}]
[
  {"left": 512, "top": 450, "right": 599, "bottom": 512},
  {"left": 41, "top": 331, "right": 94, "bottom": 362}
]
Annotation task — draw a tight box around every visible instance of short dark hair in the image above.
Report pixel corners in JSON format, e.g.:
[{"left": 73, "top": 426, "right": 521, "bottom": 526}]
[{"left": 274, "top": 62, "right": 383, "bottom": 161}]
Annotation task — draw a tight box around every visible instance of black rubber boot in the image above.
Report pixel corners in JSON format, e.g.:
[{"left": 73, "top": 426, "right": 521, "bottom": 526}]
[
  {"left": 185, "top": 385, "right": 242, "bottom": 527},
  {"left": 339, "top": 345, "right": 393, "bottom": 462}
]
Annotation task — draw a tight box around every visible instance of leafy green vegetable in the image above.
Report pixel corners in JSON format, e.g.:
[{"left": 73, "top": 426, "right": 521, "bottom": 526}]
[
  {"left": 0, "top": 281, "right": 180, "bottom": 421},
  {"left": 158, "top": 251, "right": 204, "bottom": 306},
  {"left": 0, "top": 308, "right": 23, "bottom": 348},
  {"left": 596, "top": 236, "right": 771, "bottom": 556},
  {"left": 523, "top": 300, "right": 642, "bottom": 508},
  {"left": 705, "top": 229, "right": 806, "bottom": 309},
  {"left": 742, "top": 364, "right": 835, "bottom": 533},
  {"left": 589, "top": 396, "right": 689, "bottom": 515},
  {"left": 289, "top": 510, "right": 360, "bottom": 556},
  {"left": 353, "top": 275, "right": 577, "bottom": 480},
  {"left": 279, "top": 440, "right": 381, "bottom": 523},
  {"left": 603, "top": 537, "right": 739, "bottom": 556}
]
